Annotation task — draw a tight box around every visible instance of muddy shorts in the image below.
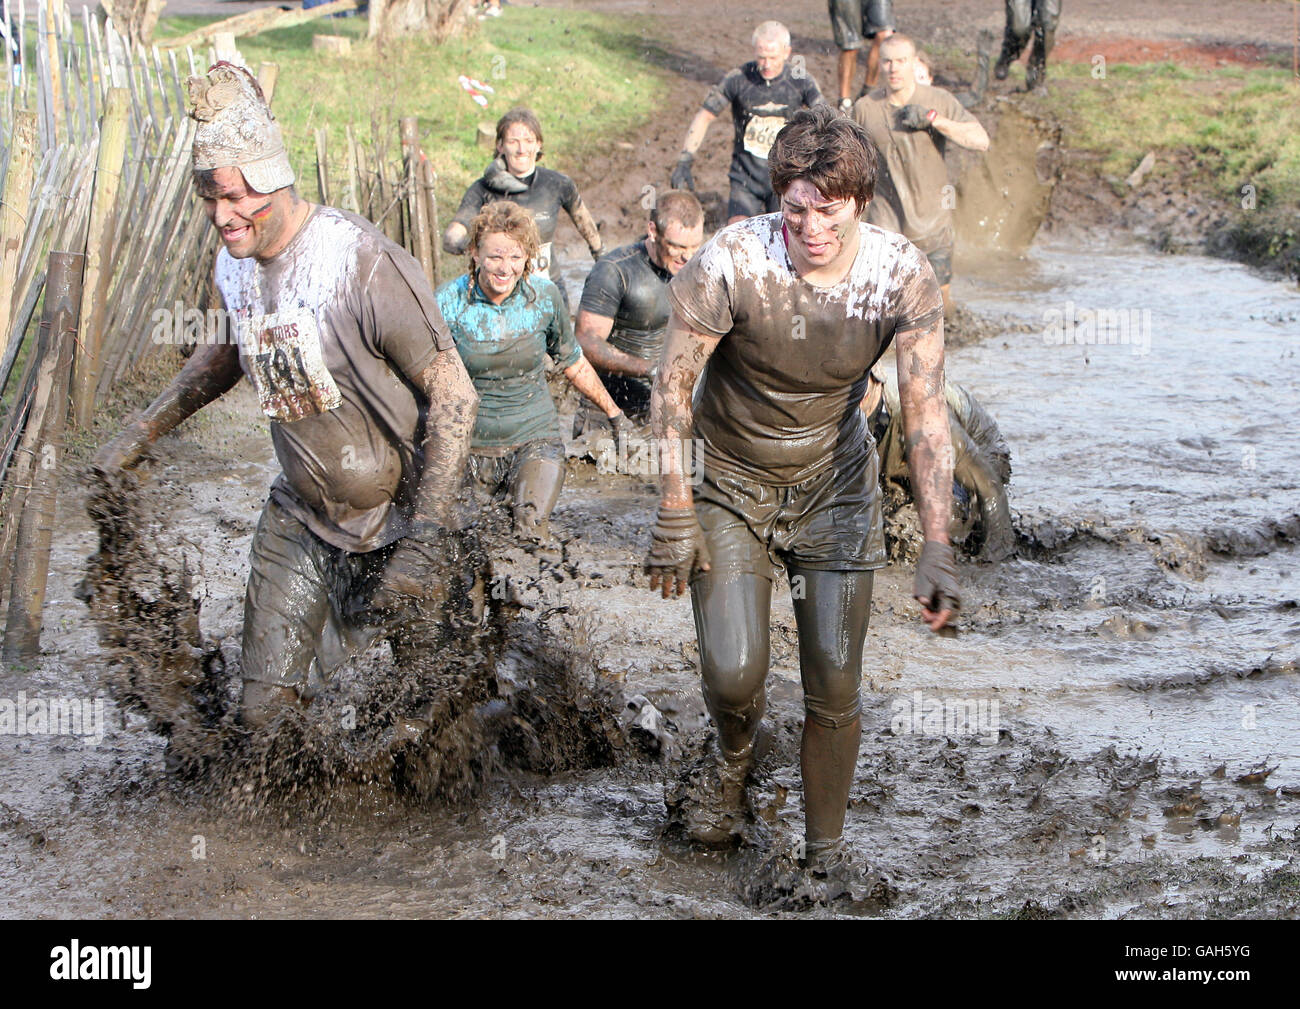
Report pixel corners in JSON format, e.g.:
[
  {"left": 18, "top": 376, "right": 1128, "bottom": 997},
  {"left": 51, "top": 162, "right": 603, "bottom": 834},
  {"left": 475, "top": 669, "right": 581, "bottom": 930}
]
[
  {"left": 828, "top": 0, "right": 896, "bottom": 49},
  {"left": 926, "top": 244, "right": 953, "bottom": 286},
  {"left": 727, "top": 178, "right": 781, "bottom": 221},
  {"left": 468, "top": 438, "right": 565, "bottom": 498},
  {"left": 694, "top": 449, "right": 887, "bottom": 581},
  {"left": 241, "top": 496, "right": 394, "bottom": 694}
]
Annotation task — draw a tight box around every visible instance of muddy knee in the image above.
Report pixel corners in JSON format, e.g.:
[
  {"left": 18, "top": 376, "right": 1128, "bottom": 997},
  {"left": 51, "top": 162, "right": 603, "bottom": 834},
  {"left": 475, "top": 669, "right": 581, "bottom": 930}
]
[{"left": 511, "top": 456, "right": 564, "bottom": 535}]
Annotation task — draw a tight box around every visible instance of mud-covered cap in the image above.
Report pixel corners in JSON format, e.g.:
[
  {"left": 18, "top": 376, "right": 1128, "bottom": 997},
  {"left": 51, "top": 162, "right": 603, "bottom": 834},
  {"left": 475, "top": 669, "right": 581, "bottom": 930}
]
[{"left": 188, "top": 62, "right": 294, "bottom": 194}]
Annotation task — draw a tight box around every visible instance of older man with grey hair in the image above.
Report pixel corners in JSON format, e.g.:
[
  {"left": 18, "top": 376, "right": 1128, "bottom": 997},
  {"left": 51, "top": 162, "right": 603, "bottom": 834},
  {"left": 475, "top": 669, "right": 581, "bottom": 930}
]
[
  {"left": 670, "top": 20, "right": 826, "bottom": 224},
  {"left": 91, "top": 63, "right": 481, "bottom": 729}
]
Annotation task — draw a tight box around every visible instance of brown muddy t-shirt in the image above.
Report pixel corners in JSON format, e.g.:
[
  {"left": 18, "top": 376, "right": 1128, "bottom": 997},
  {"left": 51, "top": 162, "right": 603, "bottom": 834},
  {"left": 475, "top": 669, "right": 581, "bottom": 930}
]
[
  {"left": 853, "top": 84, "right": 973, "bottom": 253},
  {"left": 215, "top": 206, "right": 454, "bottom": 553},
  {"left": 668, "top": 213, "right": 942, "bottom": 487}
]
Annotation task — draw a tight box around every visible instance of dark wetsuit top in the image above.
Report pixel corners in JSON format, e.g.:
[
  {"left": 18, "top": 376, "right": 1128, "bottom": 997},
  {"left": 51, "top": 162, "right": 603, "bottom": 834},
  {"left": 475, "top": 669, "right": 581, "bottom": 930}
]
[
  {"left": 436, "top": 272, "right": 581, "bottom": 451},
  {"left": 702, "top": 61, "right": 824, "bottom": 201},
  {"left": 578, "top": 237, "right": 673, "bottom": 417},
  {"left": 451, "top": 165, "right": 581, "bottom": 289},
  {"left": 668, "top": 214, "right": 942, "bottom": 487}
]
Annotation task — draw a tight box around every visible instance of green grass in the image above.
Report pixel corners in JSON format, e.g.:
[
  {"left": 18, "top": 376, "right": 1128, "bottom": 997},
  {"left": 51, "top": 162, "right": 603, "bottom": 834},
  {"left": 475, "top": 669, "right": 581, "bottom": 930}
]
[
  {"left": 154, "top": 10, "right": 671, "bottom": 218},
  {"left": 1028, "top": 61, "right": 1300, "bottom": 212}
]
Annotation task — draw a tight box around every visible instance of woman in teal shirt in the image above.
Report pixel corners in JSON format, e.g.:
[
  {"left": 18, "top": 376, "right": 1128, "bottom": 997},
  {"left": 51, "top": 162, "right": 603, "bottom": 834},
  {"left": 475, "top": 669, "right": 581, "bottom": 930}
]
[{"left": 437, "top": 201, "right": 630, "bottom": 539}]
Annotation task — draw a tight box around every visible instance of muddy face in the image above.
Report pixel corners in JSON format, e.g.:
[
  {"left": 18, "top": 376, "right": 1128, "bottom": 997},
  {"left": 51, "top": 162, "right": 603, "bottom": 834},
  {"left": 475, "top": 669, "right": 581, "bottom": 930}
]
[
  {"left": 197, "top": 167, "right": 300, "bottom": 262},
  {"left": 473, "top": 232, "right": 529, "bottom": 304},
  {"left": 780, "top": 180, "right": 860, "bottom": 275},
  {"left": 647, "top": 218, "right": 704, "bottom": 275}
]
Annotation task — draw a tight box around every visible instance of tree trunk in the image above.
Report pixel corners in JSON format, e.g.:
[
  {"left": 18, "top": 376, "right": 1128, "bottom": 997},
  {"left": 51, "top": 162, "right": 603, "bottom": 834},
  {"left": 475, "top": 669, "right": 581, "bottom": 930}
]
[
  {"left": 370, "top": 0, "right": 472, "bottom": 42},
  {"left": 99, "top": 0, "right": 166, "bottom": 49}
]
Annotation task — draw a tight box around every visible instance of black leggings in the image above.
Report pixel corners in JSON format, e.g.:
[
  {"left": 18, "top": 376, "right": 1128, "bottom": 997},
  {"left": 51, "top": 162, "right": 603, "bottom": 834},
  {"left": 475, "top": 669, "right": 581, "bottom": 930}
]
[{"left": 691, "top": 566, "right": 874, "bottom": 843}]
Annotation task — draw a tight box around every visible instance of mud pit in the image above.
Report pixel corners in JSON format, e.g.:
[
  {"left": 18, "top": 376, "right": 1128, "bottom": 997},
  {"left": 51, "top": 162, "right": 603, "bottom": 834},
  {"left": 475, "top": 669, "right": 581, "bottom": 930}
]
[{"left": 3, "top": 0, "right": 1299, "bottom": 920}]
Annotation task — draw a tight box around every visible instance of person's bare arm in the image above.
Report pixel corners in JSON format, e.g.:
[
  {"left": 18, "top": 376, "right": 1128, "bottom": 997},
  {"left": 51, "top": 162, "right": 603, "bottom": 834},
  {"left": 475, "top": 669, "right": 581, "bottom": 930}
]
[
  {"left": 567, "top": 198, "right": 603, "bottom": 256},
  {"left": 932, "top": 114, "right": 988, "bottom": 152},
  {"left": 575, "top": 310, "right": 653, "bottom": 379},
  {"left": 408, "top": 348, "right": 479, "bottom": 527},
  {"left": 92, "top": 342, "right": 243, "bottom": 472},
  {"left": 896, "top": 316, "right": 958, "bottom": 629},
  {"left": 644, "top": 312, "right": 721, "bottom": 597},
  {"left": 681, "top": 108, "right": 717, "bottom": 155},
  {"left": 563, "top": 356, "right": 620, "bottom": 418}
]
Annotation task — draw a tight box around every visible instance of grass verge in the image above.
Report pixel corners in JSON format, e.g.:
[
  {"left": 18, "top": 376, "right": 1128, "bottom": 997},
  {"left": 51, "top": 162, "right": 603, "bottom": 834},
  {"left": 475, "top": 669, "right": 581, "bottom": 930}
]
[{"left": 154, "top": 9, "right": 672, "bottom": 227}]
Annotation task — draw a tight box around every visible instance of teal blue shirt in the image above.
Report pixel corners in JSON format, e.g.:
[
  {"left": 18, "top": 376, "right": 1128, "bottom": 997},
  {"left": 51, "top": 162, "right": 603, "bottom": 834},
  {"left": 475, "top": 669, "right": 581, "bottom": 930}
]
[{"left": 436, "top": 272, "right": 581, "bottom": 449}]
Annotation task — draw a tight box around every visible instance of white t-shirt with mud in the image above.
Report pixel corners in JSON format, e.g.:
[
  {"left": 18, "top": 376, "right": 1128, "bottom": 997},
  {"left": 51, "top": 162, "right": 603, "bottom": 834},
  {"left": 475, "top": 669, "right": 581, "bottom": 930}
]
[
  {"left": 215, "top": 206, "right": 454, "bottom": 553},
  {"left": 668, "top": 213, "right": 943, "bottom": 486}
]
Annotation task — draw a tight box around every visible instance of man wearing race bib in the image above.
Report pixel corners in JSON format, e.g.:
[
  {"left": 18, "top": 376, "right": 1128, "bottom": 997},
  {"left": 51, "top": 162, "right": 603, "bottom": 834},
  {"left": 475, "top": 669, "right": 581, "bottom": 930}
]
[
  {"left": 90, "top": 64, "right": 481, "bottom": 729},
  {"left": 670, "top": 21, "right": 826, "bottom": 225}
]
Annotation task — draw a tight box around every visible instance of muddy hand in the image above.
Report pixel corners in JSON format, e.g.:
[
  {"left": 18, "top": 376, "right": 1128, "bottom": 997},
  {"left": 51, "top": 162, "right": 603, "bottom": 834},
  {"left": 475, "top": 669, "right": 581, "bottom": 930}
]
[
  {"left": 644, "top": 505, "right": 711, "bottom": 598},
  {"left": 898, "top": 104, "right": 933, "bottom": 131},
  {"left": 671, "top": 151, "right": 695, "bottom": 191},
  {"left": 914, "top": 540, "right": 961, "bottom": 631},
  {"left": 372, "top": 523, "right": 451, "bottom": 618},
  {"left": 90, "top": 416, "right": 152, "bottom": 476}
]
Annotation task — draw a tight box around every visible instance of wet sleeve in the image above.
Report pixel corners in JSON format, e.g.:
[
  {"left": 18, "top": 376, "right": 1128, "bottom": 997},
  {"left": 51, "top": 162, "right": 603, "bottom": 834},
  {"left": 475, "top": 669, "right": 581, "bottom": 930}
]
[
  {"left": 577, "top": 257, "right": 626, "bottom": 320},
  {"left": 545, "top": 283, "right": 583, "bottom": 369},
  {"left": 801, "top": 72, "right": 825, "bottom": 107},
  {"left": 937, "top": 87, "right": 974, "bottom": 124},
  {"left": 702, "top": 69, "right": 738, "bottom": 115},
  {"left": 666, "top": 235, "right": 733, "bottom": 337},
  {"left": 452, "top": 180, "right": 489, "bottom": 230},
  {"left": 893, "top": 243, "right": 944, "bottom": 334},
  {"left": 363, "top": 249, "right": 455, "bottom": 385},
  {"left": 557, "top": 172, "right": 581, "bottom": 215}
]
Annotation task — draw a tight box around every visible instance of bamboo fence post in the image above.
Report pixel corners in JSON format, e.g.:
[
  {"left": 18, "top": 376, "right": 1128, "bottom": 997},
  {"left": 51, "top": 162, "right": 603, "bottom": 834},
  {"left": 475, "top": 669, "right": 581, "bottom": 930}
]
[
  {"left": 1, "top": 250, "right": 81, "bottom": 655},
  {"left": 72, "top": 86, "right": 129, "bottom": 429},
  {"left": 0, "top": 110, "right": 36, "bottom": 352},
  {"left": 257, "top": 61, "right": 278, "bottom": 105},
  {"left": 344, "top": 123, "right": 360, "bottom": 214},
  {"left": 42, "top": 0, "right": 61, "bottom": 143},
  {"left": 315, "top": 126, "right": 330, "bottom": 206},
  {"left": 421, "top": 157, "right": 441, "bottom": 286},
  {"left": 400, "top": 116, "right": 433, "bottom": 286}
]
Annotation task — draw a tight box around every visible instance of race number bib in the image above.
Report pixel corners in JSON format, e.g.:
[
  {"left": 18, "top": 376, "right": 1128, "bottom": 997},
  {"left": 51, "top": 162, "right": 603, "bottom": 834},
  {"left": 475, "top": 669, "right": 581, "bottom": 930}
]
[
  {"left": 743, "top": 115, "right": 785, "bottom": 160},
  {"left": 532, "top": 241, "right": 553, "bottom": 276},
  {"left": 238, "top": 309, "right": 342, "bottom": 424}
]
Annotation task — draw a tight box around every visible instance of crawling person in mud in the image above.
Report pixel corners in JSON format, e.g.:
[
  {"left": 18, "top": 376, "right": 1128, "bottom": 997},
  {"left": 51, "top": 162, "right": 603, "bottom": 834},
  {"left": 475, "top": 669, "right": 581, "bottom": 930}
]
[
  {"left": 863, "top": 364, "right": 1015, "bottom": 561},
  {"left": 853, "top": 33, "right": 989, "bottom": 321},
  {"left": 88, "top": 64, "right": 481, "bottom": 730},
  {"left": 670, "top": 21, "right": 826, "bottom": 226},
  {"left": 437, "top": 201, "right": 629, "bottom": 542},
  {"left": 572, "top": 189, "right": 705, "bottom": 437},
  {"left": 644, "top": 104, "right": 960, "bottom": 883},
  {"left": 443, "top": 107, "right": 603, "bottom": 311}
]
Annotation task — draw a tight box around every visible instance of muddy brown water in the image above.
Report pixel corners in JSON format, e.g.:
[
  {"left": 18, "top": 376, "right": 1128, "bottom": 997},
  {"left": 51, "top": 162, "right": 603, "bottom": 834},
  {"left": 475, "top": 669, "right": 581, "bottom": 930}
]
[{"left": 1, "top": 220, "right": 1298, "bottom": 915}]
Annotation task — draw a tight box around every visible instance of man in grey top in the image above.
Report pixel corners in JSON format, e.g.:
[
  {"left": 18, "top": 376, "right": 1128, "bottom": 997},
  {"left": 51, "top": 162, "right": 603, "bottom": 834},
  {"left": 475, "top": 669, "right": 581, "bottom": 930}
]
[
  {"left": 91, "top": 65, "right": 480, "bottom": 728},
  {"left": 644, "top": 105, "right": 960, "bottom": 879},
  {"left": 853, "top": 34, "right": 989, "bottom": 320}
]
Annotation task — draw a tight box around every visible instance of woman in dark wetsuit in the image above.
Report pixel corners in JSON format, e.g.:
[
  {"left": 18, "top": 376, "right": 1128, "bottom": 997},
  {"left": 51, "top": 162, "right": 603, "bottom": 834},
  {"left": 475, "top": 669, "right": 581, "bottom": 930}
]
[
  {"left": 442, "top": 107, "right": 604, "bottom": 309},
  {"left": 436, "top": 201, "right": 631, "bottom": 540}
]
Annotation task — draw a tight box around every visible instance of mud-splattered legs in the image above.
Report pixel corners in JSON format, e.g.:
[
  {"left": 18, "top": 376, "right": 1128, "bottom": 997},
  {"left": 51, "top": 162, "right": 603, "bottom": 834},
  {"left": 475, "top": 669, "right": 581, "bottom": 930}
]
[
  {"left": 790, "top": 567, "right": 874, "bottom": 847},
  {"left": 691, "top": 572, "right": 772, "bottom": 760},
  {"left": 692, "top": 565, "right": 873, "bottom": 846}
]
